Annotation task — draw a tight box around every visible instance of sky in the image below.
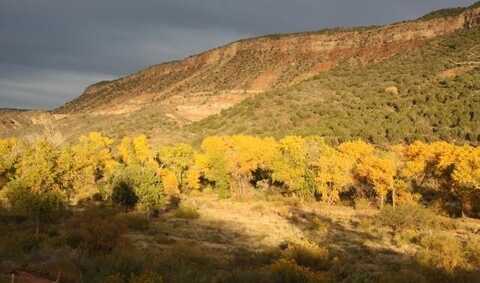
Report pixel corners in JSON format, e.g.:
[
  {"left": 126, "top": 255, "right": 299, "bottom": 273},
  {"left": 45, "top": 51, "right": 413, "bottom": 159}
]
[{"left": 0, "top": 0, "right": 477, "bottom": 110}]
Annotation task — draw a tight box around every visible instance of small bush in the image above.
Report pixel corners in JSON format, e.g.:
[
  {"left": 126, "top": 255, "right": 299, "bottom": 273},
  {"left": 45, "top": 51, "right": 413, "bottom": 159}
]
[
  {"left": 4, "top": 179, "right": 67, "bottom": 232},
  {"left": 66, "top": 208, "right": 127, "bottom": 255},
  {"left": 173, "top": 205, "right": 200, "bottom": 219},
  {"left": 112, "top": 181, "right": 139, "bottom": 212},
  {"left": 416, "top": 232, "right": 466, "bottom": 273},
  {"left": 269, "top": 259, "right": 326, "bottom": 283},
  {"left": 82, "top": 248, "right": 148, "bottom": 282},
  {"left": 393, "top": 229, "right": 420, "bottom": 246},
  {"left": 284, "top": 243, "right": 330, "bottom": 271},
  {"left": 376, "top": 204, "right": 440, "bottom": 232},
  {"left": 466, "top": 237, "right": 480, "bottom": 267},
  {"left": 111, "top": 165, "right": 165, "bottom": 213},
  {"left": 0, "top": 231, "right": 43, "bottom": 257}
]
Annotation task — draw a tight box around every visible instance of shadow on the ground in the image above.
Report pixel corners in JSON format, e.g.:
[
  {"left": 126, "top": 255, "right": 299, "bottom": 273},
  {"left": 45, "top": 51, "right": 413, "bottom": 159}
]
[
  {"left": 2, "top": 202, "right": 480, "bottom": 283},
  {"left": 282, "top": 205, "right": 480, "bottom": 283}
]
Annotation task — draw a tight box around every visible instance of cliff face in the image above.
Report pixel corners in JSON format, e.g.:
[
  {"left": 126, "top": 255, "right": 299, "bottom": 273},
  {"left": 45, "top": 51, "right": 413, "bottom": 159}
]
[{"left": 56, "top": 4, "right": 480, "bottom": 118}]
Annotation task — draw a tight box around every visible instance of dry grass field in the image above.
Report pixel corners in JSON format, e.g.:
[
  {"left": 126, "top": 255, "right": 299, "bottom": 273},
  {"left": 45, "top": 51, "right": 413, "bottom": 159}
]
[{"left": 2, "top": 192, "right": 480, "bottom": 283}]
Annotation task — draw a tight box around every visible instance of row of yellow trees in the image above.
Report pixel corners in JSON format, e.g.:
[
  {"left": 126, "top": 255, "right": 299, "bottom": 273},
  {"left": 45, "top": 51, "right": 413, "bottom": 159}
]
[{"left": 0, "top": 132, "right": 479, "bottom": 219}]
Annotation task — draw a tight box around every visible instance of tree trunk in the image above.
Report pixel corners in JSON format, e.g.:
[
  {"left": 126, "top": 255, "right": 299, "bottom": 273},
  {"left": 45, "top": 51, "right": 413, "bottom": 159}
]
[
  {"left": 392, "top": 187, "right": 396, "bottom": 209},
  {"left": 179, "top": 175, "right": 183, "bottom": 193},
  {"left": 239, "top": 177, "right": 247, "bottom": 198}
]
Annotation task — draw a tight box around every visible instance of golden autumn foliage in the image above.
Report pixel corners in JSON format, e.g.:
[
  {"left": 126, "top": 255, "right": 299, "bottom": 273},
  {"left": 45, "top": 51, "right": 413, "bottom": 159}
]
[
  {"left": 338, "top": 140, "right": 375, "bottom": 162},
  {"left": 453, "top": 146, "right": 480, "bottom": 189},
  {"left": 158, "top": 143, "right": 195, "bottom": 192},
  {"left": 223, "top": 135, "right": 277, "bottom": 196},
  {"left": 159, "top": 169, "right": 179, "bottom": 195},
  {"left": 356, "top": 155, "right": 396, "bottom": 208},
  {"left": 58, "top": 132, "right": 116, "bottom": 201},
  {"left": 196, "top": 135, "right": 278, "bottom": 197},
  {"left": 272, "top": 136, "right": 310, "bottom": 195},
  {"left": 118, "top": 135, "right": 156, "bottom": 168},
  {"left": 1, "top": 132, "right": 479, "bottom": 217},
  {"left": 185, "top": 168, "right": 201, "bottom": 190},
  {"left": 0, "top": 138, "right": 21, "bottom": 177},
  {"left": 315, "top": 145, "right": 353, "bottom": 205},
  {"left": 196, "top": 136, "right": 231, "bottom": 196},
  {"left": 15, "top": 139, "right": 60, "bottom": 193},
  {"left": 401, "top": 141, "right": 480, "bottom": 190}
]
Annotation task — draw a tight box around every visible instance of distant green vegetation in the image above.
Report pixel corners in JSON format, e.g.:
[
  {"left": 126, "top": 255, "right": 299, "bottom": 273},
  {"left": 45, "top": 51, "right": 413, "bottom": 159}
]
[
  {"left": 418, "top": 1, "right": 480, "bottom": 21},
  {"left": 419, "top": 7, "right": 466, "bottom": 21},
  {"left": 240, "top": 25, "right": 380, "bottom": 42},
  {"left": 189, "top": 28, "right": 480, "bottom": 145}
]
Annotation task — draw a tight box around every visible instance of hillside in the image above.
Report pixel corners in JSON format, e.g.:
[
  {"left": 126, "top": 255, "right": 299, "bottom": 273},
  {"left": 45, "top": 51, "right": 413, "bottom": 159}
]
[
  {"left": 55, "top": 3, "right": 480, "bottom": 120},
  {"left": 190, "top": 27, "right": 480, "bottom": 145},
  {"left": 0, "top": 2, "right": 479, "bottom": 145}
]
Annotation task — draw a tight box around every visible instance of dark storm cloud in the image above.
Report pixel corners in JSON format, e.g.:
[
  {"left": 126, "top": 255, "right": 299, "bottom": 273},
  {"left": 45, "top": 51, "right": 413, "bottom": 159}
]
[{"left": 0, "top": 0, "right": 477, "bottom": 109}]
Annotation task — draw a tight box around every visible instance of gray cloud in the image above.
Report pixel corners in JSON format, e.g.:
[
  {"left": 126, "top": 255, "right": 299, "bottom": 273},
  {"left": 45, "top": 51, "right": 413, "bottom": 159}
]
[
  {"left": 0, "top": 64, "right": 114, "bottom": 109},
  {"left": 0, "top": 0, "right": 477, "bottom": 109}
]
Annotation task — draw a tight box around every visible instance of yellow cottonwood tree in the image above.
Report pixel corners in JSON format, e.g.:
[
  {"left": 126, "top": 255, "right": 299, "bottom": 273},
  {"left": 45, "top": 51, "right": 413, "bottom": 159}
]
[
  {"left": 57, "top": 132, "right": 116, "bottom": 201},
  {"left": 338, "top": 140, "right": 375, "bottom": 162},
  {"left": 186, "top": 168, "right": 201, "bottom": 190},
  {"left": 7, "top": 139, "right": 65, "bottom": 233},
  {"left": 449, "top": 146, "right": 480, "bottom": 216},
  {"left": 158, "top": 143, "right": 195, "bottom": 192},
  {"left": 402, "top": 141, "right": 457, "bottom": 184},
  {"left": 224, "top": 135, "right": 277, "bottom": 196},
  {"left": 0, "top": 138, "right": 22, "bottom": 184},
  {"left": 159, "top": 169, "right": 179, "bottom": 195},
  {"left": 15, "top": 139, "right": 60, "bottom": 193},
  {"left": 118, "top": 135, "right": 156, "bottom": 168},
  {"left": 197, "top": 135, "right": 278, "bottom": 197},
  {"left": 196, "top": 136, "right": 230, "bottom": 197},
  {"left": 452, "top": 146, "right": 480, "bottom": 189},
  {"left": 316, "top": 146, "right": 353, "bottom": 205},
  {"left": 271, "top": 136, "right": 311, "bottom": 196},
  {"left": 356, "top": 155, "right": 396, "bottom": 208},
  {"left": 401, "top": 141, "right": 479, "bottom": 215}
]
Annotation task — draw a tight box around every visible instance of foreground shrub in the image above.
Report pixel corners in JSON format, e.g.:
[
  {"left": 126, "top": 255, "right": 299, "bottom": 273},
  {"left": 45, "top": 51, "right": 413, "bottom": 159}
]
[
  {"left": 283, "top": 243, "right": 330, "bottom": 271},
  {"left": 4, "top": 179, "right": 66, "bottom": 234},
  {"left": 111, "top": 165, "right": 165, "bottom": 214},
  {"left": 270, "top": 259, "right": 327, "bottom": 283},
  {"left": 466, "top": 237, "right": 480, "bottom": 267},
  {"left": 66, "top": 208, "right": 127, "bottom": 255},
  {"left": 376, "top": 204, "right": 440, "bottom": 232},
  {"left": 112, "top": 181, "right": 139, "bottom": 211},
  {"left": 173, "top": 205, "right": 200, "bottom": 219},
  {"left": 416, "top": 232, "right": 466, "bottom": 273},
  {"left": 0, "top": 230, "right": 44, "bottom": 258}
]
